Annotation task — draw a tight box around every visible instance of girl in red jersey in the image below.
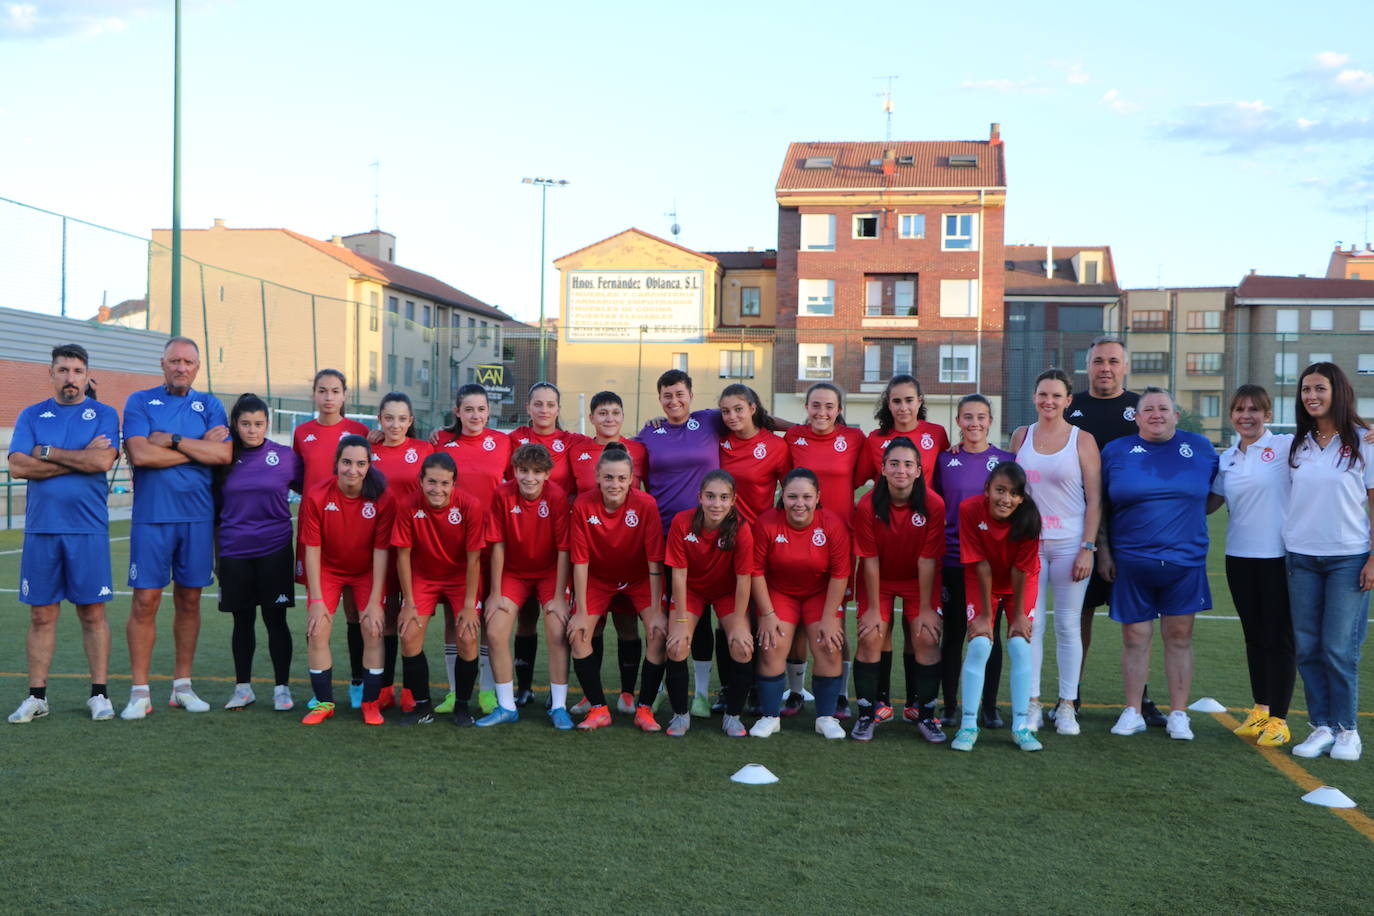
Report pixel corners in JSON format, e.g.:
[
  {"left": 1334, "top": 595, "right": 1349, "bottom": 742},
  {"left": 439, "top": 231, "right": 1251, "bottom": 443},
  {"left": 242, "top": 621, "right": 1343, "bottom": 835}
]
[
  {"left": 568, "top": 390, "right": 646, "bottom": 494},
  {"left": 851, "top": 437, "right": 946, "bottom": 743},
  {"left": 750, "top": 468, "right": 852, "bottom": 739},
  {"left": 391, "top": 453, "right": 484, "bottom": 726},
  {"left": 483, "top": 444, "right": 573, "bottom": 729},
  {"left": 951, "top": 461, "right": 1043, "bottom": 753},
  {"left": 859, "top": 374, "right": 951, "bottom": 487},
  {"left": 368, "top": 392, "right": 434, "bottom": 710},
  {"left": 781, "top": 383, "right": 864, "bottom": 719},
  {"left": 566, "top": 443, "right": 666, "bottom": 732},
  {"left": 299, "top": 435, "right": 395, "bottom": 726},
  {"left": 664, "top": 471, "right": 755, "bottom": 738},
  {"left": 717, "top": 384, "right": 789, "bottom": 524},
  {"left": 430, "top": 384, "right": 512, "bottom": 714},
  {"left": 292, "top": 369, "right": 370, "bottom": 707}
]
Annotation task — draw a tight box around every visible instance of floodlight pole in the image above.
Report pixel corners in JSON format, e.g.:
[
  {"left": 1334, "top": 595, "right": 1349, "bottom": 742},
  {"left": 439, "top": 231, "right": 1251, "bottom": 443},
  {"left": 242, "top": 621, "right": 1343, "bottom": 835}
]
[
  {"left": 170, "top": 0, "right": 183, "bottom": 337},
  {"left": 522, "top": 177, "right": 568, "bottom": 382}
]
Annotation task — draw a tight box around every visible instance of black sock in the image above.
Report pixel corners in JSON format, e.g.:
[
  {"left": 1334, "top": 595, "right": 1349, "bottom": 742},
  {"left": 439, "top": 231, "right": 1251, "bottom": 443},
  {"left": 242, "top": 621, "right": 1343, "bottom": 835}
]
[
  {"left": 726, "top": 657, "right": 754, "bottom": 716},
  {"left": 691, "top": 613, "right": 713, "bottom": 662},
  {"left": 914, "top": 662, "right": 942, "bottom": 719},
  {"left": 638, "top": 659, "right": 665, "bottom": 709},
  {"left": 618, "top": 638, "right": 642, "bottom": 696},
  {"left": 402, "top": 652, "right": 431, "bottom": 708},
  {"left": 573, "top": 654, "right": 606, "bottom": 707},
  {"left": 853, "top": 659, "right": 880, "bottom": 709},
  {"left": 30, "top": 686, "right": 46, "bottom": 701},
  {"left": 454, "top": 656, "right": 478, "bottom": 702},
  {"left": 310, "top": 668, "right": 334, "bottom": 704},
  {"left": 513, "top": 634, "right": 537, "bottom": 692},
  {"left": 362, "top": 668, "right": 383, "bottom": 704},
  {"left": 382, "top": 634, "right": 399, "bottom": 688},
  {"left": 904, "top": 652, "right": 919, "bottom": 706},
  {"left": 590, "top": 631, "right": 605, "bottom": 682},
  {"left": 665, "top": 658, "right": 689, "bottom": 714},
  {"left": 346, "top": 622, "right": 365, "bottom": 681},
  {"left": 90, "top": 683, "right": 106, "bottom": 698},
  {"left": 262, "top": 606, "right": 292, "bottom": 686},
  {"left": 877, "top": 650, "right": 893, "bottom": 706},
  {"left": 713, "top": 627, "right": 730, "bottom": 689},
  {"left": 230, "top": 607, "right": 256, "bottom": 684}
]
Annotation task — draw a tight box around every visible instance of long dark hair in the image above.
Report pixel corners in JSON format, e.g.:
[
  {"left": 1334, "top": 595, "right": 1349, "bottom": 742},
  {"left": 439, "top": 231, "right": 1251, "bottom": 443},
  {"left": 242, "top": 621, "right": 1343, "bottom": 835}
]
[
  {"left": 1291, "top": 362, "right": 1364, "bottom": 470},
  {"left": 313, "top": 368, "right": 347, "bottom": 390},
  {"left": 874, "top": 373, "right": 927, "bottom": 431},
  {"left": 720, "top": 383, "right": 781, "bottom": 433},
  {"left": 777, "top": 466, "right": 821, "bottom": 509},
  {"left": 804, "top": 382, "right": 846, "bottom": 428},
  {"left": 216, "top": 393, "right": 270, "bottom": 492},
  {"left": 871, "top": 436, "right": 928, "bottom": 524},
  {"left": 986, "top": 461, "right": 1041, "bottom": 542},
  {"left": 691, "top": 469, "right": 741, "bottom": 551},
  {"left": 335, "top": 433, "right": 387, "bottom": 500},
  {"left": 597, "top": 440, "right": 634, "bottom": 475},
  {"left": 527, "top": 381, "right": 563, "bottom": 430},
  {"left": 444, "top": 383, "right": 490, "bottom": 434},
  {"left": 1035, "top": 367, "right": 1073, "bottom": 398},
  {"left": 379, "top": 391, "right": 417, "bottom": 440}
]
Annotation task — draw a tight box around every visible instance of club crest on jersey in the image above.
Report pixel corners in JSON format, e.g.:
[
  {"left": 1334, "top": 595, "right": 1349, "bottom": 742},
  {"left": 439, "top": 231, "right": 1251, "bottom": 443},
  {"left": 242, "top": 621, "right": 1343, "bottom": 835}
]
[
  {"left": 986, "top": 456, "right": 998, "bottom": 471},
  {"left": 1123, "top": 407, "right": 1136, "bottom": 421},
  {"left": 448, "top": 507, "right": 462, "bottom": 525},
  {"left": 683, "top": 532, "right": 699, "bottom": 543},
  {"left": 362, "top": 502, "right": 377, "bottom": 519},
  {"left": 404, "top": 447, "right": 418, "bottom": 463},
  {"left": 538, "top": 500, "right": 549, "bottom": 518},
  {"left": 1260, "top": 447, "right": 1275, "bottom": 463},
  {"left": 1179, "top": 442, "right": 1193, "bottom": 458},
  {"left": 82, "top": 407, "right": 96, "bottom": 421},
  {"left": 482, "top": 436, "right": 496, "bottom": 451},
  {"left": 625, "top": 509, "right": 640, "bottom": 527},
  {"left": 833, "top": 437, "right": 848, "bottom": 453},
  {"left": 1130, "top": 445, "right": 1146, "bottom": 454},
  {"left": 911, "top": 513, "right": 926, "bottom": 527},
  {"left": 191, "top": 400, "right": 205, "bottom": 412},
  {"left": 552, "top": 439, "right": 566, "bottom": 453},
  {"left": 687, "top": 418, "right": 700, "bottom": 431},
  {"left": 753, "top": 441, "right": 769, "bottom": 460},
  {"left": 811, "top": 528, "right": 827, "bottom": 546},
  {"left": 1341, "top": 445, "right": 1352, "bottom": 459},
  {"left": 266, "top": 450, "right": 280, "bottom": 466},
  {"left": 921, "top": 433, "right": 934, "bottom": 451}
]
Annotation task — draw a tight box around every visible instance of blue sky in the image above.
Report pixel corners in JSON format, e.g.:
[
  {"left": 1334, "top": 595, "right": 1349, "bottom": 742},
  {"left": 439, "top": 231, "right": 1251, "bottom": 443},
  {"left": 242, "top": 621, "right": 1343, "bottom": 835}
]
[{"left": 2, "top": 0, "right": 1372, "bottom": 321}]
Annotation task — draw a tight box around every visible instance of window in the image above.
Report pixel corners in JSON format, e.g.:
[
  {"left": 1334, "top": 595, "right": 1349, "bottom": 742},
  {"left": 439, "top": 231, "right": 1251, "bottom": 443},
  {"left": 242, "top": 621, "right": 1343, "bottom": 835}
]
[
  {"left": 865, "top": 280, "right": 883, "bottom": 317},
  {"left": 1275, "top": 309, "right": 1298, "bottom": 340},
  {"left": 479, "top": 320, "right": 490, "bottom": 345},
  {"left": 1083, "top": 261, "right": 1099, "bottom": 284},
  {"left": 852, "top": 214, "right": 879, "bottom": 239},
  {"left": 403, "top": 357, "right": 414, "bottom": 386},
  {"left": 423, "top": 304, "right": 432, "bottom": 329},
  {"left": 420, "top": 360, "right": 430, "bottom": 397},
  {"left": 894, "top": 281, "right": 915, "bottom": 316},
  {"left": 898, "top": 214, "right": 925, "bottom": 239},
  {"left": 939, "top": 279, "right": 977, "bottom": 318},
  {"left": 863, "top": 344, "right": 881, "bottom": 383},
  {"left": 938, "top": 345, "right": 977, "bottom": 383},
  {"left": 1185, "top": 353, "right": 1222, "bottom": 375},
  {"left": 1359, "top": 354, "right": 1374, "bottom": 375},
  {"left": 671, "top": 353, "right": 688, "bottom": 373},
  {"left": 1275, "top": 398, "right": 1296, "bottom": 427},
  {"left": 1186, "top": 310, "right": 1222, "bottom": 331},
  {"left": 1072, "top": 349, "right": 1089, "bottom": 373},
  {"left": 493, "top": 325, "right": 501, "bottom": 354},
  {"left": 1131, "top": 310, "right": 1169, "bottom": 331},
  {"left": 1131, "top": 351, "right": 1167, "bottom": 373},
  {"left": 1274, "top": 352, "right": 1298, "bottom": 384},
  {"left": 1310, "top": 309, "right": 1334, "bottom": 331},
  {"left": 468, "top": 316, "right": 476, "bottom": 342},
  {"left": 1363, "top": 311, "right": 1374, "bottom": 331},
  {"left": 1361, "top": 398, "right": 1374, "bottom": 421},
  {"left": 800, "top": 214, "right": 835, "bottom": 251},
  {"left": 368, "top": 292, "right": 380, "bottom": 332},
  {"left": 741, "top": 287, "right": 761, "bottom": 317},
  {"left": 798, "top": 279, "right": 835, "bottom": 316},
  {"left": 719, "top": 350, "right": 755, "bottom": 378},
  {"left": 1200, "top": 395, "right": 1221, "bottom": 418},
  {"left": 388, "top": 295, "right": 399, "bottom": 326},
  {"left": 941, "top": 213, "right": 977, "bottom": 251},
  {"left": 1309, "top": 353, "right": 1332, "bottom": 366},
  {"left": 405, "top": 300, "right": 415, "bottom": 323},
  {"left": 892, "top": 344, "right": 913, "bottom": 376},
  {"left": 387, "top": 354, "right": 397, "bottom": 385},
  {"left": 367, "top": 351, "right": 378, "bottom": 391},
  {"left": 466, "top": 367, "right": 476, "bottom": 384},
  {"left": 451, "top": 310, "right": 461, "bottom": 328},
  {"left": 799, "top": 343, "right": 833, "bottom": 380}
]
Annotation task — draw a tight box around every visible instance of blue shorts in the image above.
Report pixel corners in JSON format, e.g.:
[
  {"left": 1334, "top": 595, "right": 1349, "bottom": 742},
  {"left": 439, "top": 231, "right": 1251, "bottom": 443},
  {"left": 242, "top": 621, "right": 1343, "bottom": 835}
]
[
  {"left": 20, "top": 533, "right": 113, "bottom": 606},
  {"left": 129, "top": 521, "right": 215, "bottom": 590},
  {"left": 1109, "top": 556, "right": 1210, "bottom": 625}
]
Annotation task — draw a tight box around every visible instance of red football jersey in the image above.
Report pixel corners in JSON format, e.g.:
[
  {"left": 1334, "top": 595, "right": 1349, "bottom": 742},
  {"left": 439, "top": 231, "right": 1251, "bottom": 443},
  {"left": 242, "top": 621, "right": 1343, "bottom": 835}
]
[
  {"left": 958, "top": 495, "right": 1041, "bottom": 593},
  {"left": 859, "top": 422, "right": 950, "bottom": 490},
  {"left": 293, "top": 417, "right": 370, "bottom": 494},
  {"left": 298, "top": 478, "right": 395, "bottom": 578},
  {"left": 484, "top": 480, "right": 570, "bottom": 577},
  {"left": 718, "top": 429, "right": 790, "bottom": 523},
  {"left": 433, "top": 428, "right": 511, "bottom": 515},
  {"left": 391, "top": 487, "right": 485, "bottom": 582},
  {"left": 509, "top": 426, "right": 576, "bottom": 498},
  {"left": 567, "top": 434, "right": 646, "bottom": 495},
  {"left": 784, "top": 424, "right": 866, "bottom": 524},
  {"left": 663, "top": 508, "right": 755, "bottom": 599},
  {"left": 853, "top": 489, "right": 947, "bottom": 578},
  {"left": 370, "top": 437, "right": 434, "bottom": 505},
  {"left": 751, "top": 507, "right": 852, "bottom": 599},
  {"left": 569, "top": 488, "right": 664, "bottom": 584}
]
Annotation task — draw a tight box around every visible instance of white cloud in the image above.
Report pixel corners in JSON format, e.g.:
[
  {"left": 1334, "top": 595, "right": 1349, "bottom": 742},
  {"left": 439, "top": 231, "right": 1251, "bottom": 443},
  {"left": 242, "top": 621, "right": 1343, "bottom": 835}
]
[
  {"left": 1334, "top": 68, "right": 1374, "bottom": 93},
  {"left": 1315, "top": 51, "right": 1350, "bottom": 69},
  {"left": 1164, "top": 98, "right": 1374, "bottom": 150},
  {"left": 0, "top": 0, "right": 154, "bottom": 40},
  {"left": 1101, "top": 88, "right": 1141, "bottom": 114},
  {"left": 1066, "top": 64, "right": 1091, "bottom": 85}
]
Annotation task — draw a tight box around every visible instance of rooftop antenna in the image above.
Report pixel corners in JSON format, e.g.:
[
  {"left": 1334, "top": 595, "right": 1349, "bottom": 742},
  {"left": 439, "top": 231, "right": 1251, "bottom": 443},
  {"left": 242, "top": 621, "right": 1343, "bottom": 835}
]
[
  {"left": 370, "top": 159, "right": 380, "bottom": 230},
  {"left": 666, "top": 201, "right": 681, "bottom": 243},
  {"left": 875, "top": 75, "right": 899, "bottom": 141}
]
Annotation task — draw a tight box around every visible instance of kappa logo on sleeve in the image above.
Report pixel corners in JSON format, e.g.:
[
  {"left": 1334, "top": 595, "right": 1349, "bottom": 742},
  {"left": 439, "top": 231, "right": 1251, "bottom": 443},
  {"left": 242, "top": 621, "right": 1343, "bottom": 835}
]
[
  {"left": 39, "top": 411, "right": 55, "bottom": 418},
  {"left": 1129, "top": 445, "right": 1146, "bottom": 454},
  {"left": 977, "top": 522, "right": 989, "bottom": 531},
  {"left": 947, "top": 458, "right": 962, "bottom": 467},
  {"left": 148, "top": 399, "right": 164, "bottom": 406},
  {"left": 304, "top": 434, "right": 317, "bottom": 443},
  {"left": 1070, "top": 409, "right": 1083, "bottom": 418},
  {"left": 587, "top": 515, "right": 602, "bottom": 525},
  {"left": 683, "top": 532, "right": 699, "bottom": 543}
]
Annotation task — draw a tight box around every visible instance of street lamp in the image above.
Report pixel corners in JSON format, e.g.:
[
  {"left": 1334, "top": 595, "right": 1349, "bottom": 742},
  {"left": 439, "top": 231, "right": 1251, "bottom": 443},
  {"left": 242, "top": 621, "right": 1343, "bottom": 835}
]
[{"left": 522, "top": 176, "right": 569, "bottom": 383}]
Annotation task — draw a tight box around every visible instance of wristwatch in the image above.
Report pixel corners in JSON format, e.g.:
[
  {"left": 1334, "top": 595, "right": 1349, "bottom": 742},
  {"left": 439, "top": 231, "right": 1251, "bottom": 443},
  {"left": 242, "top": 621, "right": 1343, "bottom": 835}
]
[
  {"left": 39, "top": 445, "right": 51, "bottom": 461},
  {"left": 1080, "top": 541, "right": 1098, "bottom": 552},
  {"left": 170, "top": 434, "right": 182, "bottom": 451}
]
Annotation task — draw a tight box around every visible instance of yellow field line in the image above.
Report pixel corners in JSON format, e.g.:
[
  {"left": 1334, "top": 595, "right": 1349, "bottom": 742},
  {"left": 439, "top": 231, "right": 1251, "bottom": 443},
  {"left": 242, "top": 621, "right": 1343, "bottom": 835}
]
[{"left": 0, "top": 670, "right": 534, "bottom": 693}]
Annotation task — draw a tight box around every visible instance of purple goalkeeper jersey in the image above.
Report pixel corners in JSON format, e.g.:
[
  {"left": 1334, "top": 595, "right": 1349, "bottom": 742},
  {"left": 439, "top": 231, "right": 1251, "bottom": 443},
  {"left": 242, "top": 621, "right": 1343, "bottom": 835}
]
[
  {"left": 216, "top": 441, "right": 302, "bottom": 558},
  {"left": 934, "top": 445, "right": 1015, "bottom": 567},
  {"left": 638, "top": 409, "right": 722, "bottom": 533}
]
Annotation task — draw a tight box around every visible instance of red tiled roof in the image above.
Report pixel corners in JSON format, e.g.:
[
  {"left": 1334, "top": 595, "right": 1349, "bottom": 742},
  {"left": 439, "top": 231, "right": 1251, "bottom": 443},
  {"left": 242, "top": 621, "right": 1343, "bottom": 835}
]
[
  {"left": 704, "top": 250, "right": 777, "bottom": 270},
  {"left": 553, "top": 228, "right": 719, "bottom": 265},
  {"left": 1237, "top": 274, "right": 1374, "bottom": 299},
  {"left": 776, "top": 141, "right": 1005, "bottom": 191},
  {"left": 1003, "top": 245, "right": 1120, "bottom": 296}
]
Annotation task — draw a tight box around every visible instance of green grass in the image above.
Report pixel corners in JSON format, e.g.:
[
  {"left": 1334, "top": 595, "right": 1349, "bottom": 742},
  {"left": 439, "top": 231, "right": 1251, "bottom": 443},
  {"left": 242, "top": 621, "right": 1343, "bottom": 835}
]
[{"left": 1, "top": 514, "right": 1371, "bottom": 914}]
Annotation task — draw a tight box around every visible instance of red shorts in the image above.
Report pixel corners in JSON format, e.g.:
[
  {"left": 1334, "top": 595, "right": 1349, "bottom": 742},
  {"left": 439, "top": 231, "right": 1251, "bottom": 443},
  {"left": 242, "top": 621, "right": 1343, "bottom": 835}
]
[
  {"left": 670, "top": 589, "right": 741, "bottom": 620},
  {"left": 767, "top": 588, "right": 844, "bottom": 627},
  {"left": 962, "top": 569, "right": 1038, "bottom": 623},
  {"left": 412, "top": 576, "right": 474, "bottom": 616},
  {"left": 500, "top": 570, "right": 559, "bottom": 608},
  {"left": 317, "top": 570, "right": 373, "bottom": 615},
  {"left": 581, "top": 578, "right": 653, "bottom": 617},
  {"left": 857, "top": 577, "right": 940, "bottom": 623}
]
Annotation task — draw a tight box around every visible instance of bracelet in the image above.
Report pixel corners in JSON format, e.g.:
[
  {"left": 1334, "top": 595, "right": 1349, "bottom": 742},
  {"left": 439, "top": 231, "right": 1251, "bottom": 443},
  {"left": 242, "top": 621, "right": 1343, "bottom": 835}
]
[
  {"left": 760, "top": 610, "right": 776, "bottom": 618},
  {"left": 675, "top": 617, "right": 689, "bottom": 623}
]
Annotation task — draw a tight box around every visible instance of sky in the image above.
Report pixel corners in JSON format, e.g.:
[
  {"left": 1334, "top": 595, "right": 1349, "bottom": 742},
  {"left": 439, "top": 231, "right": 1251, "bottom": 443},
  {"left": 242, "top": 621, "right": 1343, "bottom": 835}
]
[{"left": 2, "top": 0, "right": 1372, "bottom": 322}]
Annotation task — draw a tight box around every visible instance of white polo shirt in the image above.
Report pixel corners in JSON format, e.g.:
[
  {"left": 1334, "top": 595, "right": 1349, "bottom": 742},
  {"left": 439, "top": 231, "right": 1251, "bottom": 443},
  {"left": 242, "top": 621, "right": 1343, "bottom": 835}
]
[
  {"left": 1213, "top": 430, "right": 1292, "bottom": 559},
  {"left": 1283, "top": 430, "right": 1374, "bottom": 557}
]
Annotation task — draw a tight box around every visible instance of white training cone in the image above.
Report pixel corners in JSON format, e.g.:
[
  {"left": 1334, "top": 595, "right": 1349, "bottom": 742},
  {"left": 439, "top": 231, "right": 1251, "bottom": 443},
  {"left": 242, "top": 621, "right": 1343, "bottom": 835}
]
[
  {"left": 1302, "top": 786, "right": 1357, "bottom": 809},
  {"left": 731, "top": 764, "right": 779, "bottom": 786},
  {"left": 1188, "top": 697, "right": 1226, "bottom": 713}
]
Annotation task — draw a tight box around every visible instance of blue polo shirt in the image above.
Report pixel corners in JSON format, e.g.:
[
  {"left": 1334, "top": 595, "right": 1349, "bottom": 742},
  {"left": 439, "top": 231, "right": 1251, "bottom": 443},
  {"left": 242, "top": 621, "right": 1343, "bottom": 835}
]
[
  {"left": 1101, "top": 431, "right": 1218, "bottom": 566},
  {"left": 122, "top": 386, "right": 228, "bottom": 523},
  {"left": 9, "top": 397, "right": 120, "bottom": 534}
]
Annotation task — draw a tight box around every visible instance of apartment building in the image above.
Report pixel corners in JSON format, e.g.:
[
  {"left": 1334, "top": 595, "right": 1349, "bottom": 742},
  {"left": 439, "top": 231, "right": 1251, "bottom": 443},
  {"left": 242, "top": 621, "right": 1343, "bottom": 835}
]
[{"left": 1122, "top": 287, "right": 1232, "bottom": 441}]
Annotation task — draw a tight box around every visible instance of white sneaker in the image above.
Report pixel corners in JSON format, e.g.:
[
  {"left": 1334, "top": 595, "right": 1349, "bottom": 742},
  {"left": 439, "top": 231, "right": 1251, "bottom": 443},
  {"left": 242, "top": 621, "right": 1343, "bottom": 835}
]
[
  {"left": 1111, "top": 706, "right": 1146, "bottom": 736},
  {"left": 1027, "top": 699, "right": 1043, "bottom": 732},
  {"left": 87, "top": 694, "right": 114, "bottom": 721},
  {"left": 7, "top": 695, "right": 49, "bottom": 724},
  {"left": 1166, "top": 709, "right": 1193, "bottom": 741},
  {"left": 273, "top": 685, "right": 294, "bottom": 711},
  {"left": 1054, "top": 700, "right": 1080, "bottom": 736},
  {"left": 224, "top": 684, "right": 256, "bottom": 710},
  {"left": 1292, "top": 725, "right": 1336, "bottom": 758},
  {"left": 121, "top": 694, "right": 153, "bottom": 720},
  {"left": 1330, "top": 728, "right": 1362, "bottom": 761},
  {"left": 814, "top": 715, "right": 845, "bottom": 739},
  {"left": 749, "top": 715, "right": 781, "bottom": 738},
  {"left": 169, "top": 686, "right": 210, "bottom": 713}
]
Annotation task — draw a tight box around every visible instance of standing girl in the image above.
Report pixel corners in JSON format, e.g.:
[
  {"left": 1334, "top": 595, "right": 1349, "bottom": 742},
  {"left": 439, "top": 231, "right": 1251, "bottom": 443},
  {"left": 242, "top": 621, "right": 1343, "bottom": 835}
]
[{"left": 859, "top": 373, "right": 950, "bottom": 487}]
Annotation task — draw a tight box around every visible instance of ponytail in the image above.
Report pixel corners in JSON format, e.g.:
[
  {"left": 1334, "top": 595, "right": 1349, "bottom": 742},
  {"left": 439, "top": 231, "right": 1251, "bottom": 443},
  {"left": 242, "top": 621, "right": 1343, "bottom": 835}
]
[{"left": 691, "top": 469, "right": 740, "bottom": 551}]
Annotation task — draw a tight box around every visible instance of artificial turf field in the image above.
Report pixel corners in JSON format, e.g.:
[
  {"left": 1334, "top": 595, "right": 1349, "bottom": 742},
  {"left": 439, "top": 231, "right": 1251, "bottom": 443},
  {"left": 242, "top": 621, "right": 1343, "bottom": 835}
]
[{"left": 1, "top": 513, "right": 1371, "bottom": 915}]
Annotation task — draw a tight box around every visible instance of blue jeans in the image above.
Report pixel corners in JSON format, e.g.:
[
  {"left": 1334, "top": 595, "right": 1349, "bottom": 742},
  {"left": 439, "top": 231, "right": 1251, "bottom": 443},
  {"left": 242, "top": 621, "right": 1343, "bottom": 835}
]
[{"left": 1285, "top": 552, "right": 1371, "bottom": 730}]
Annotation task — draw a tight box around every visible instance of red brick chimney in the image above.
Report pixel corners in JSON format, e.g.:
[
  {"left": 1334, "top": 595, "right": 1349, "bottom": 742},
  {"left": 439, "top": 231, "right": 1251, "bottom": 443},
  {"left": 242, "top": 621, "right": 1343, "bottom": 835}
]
[
  {"left": 881, "top": 148, "right": 896, "bottom": 177},
  {"left": 990, "top": 122, "right": 1002, "bottom": 145}
]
